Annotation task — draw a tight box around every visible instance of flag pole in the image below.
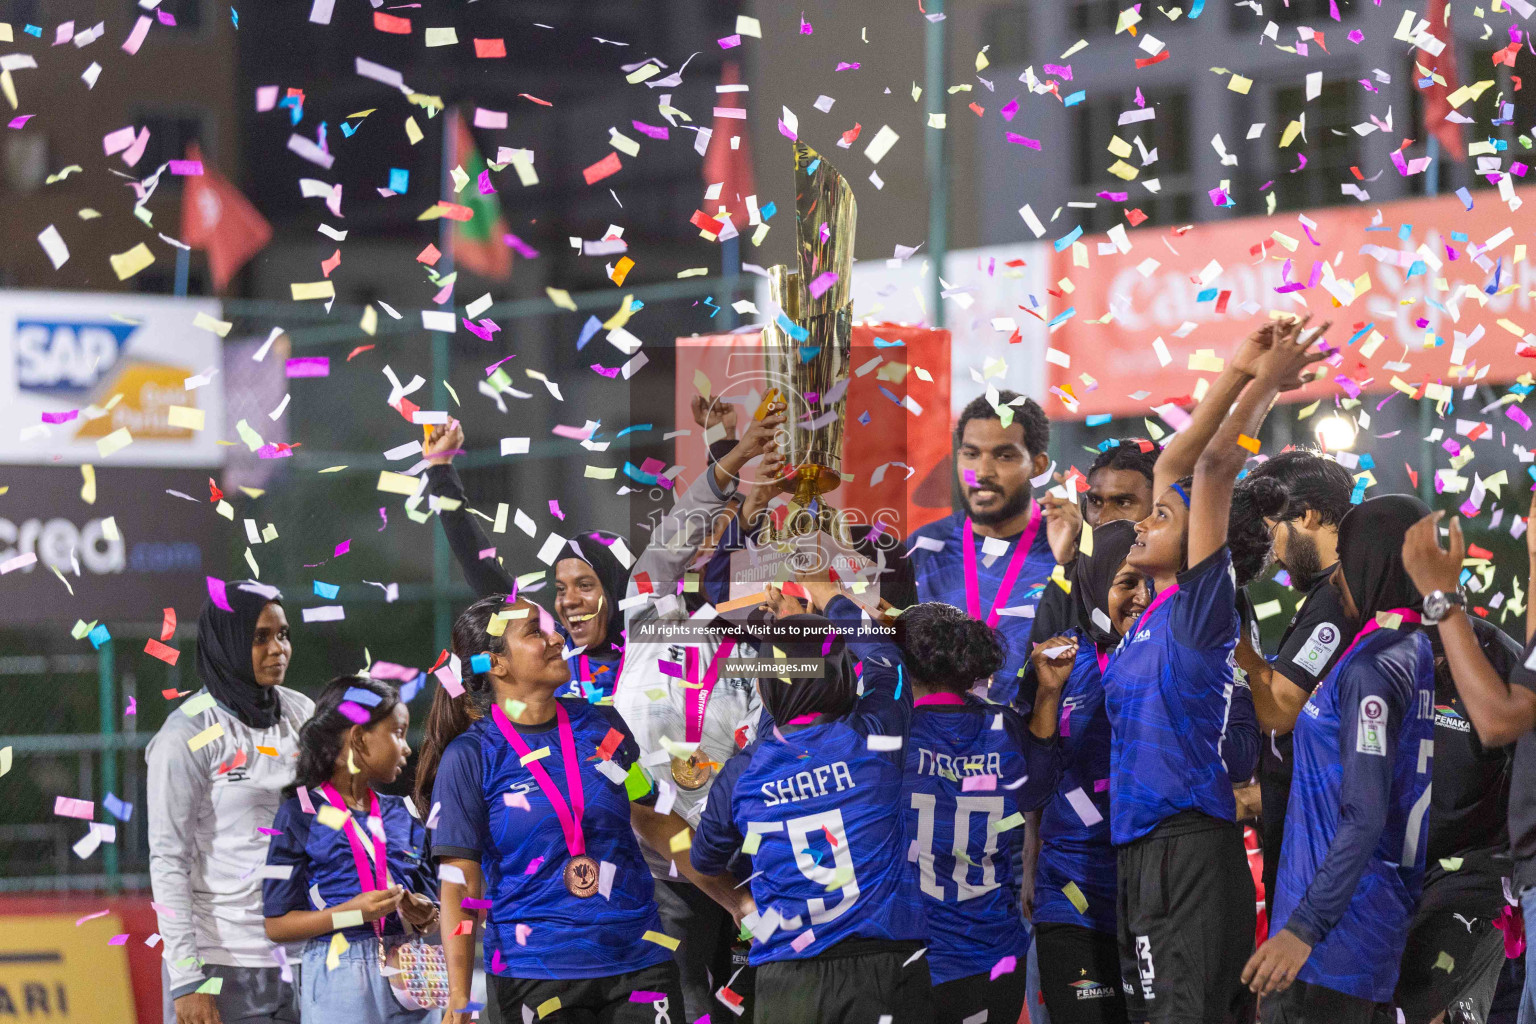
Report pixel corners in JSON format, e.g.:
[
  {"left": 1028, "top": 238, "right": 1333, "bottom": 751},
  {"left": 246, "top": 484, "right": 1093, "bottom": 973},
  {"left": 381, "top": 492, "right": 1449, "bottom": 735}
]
[{"left": 430, "top": 106, "right": 455, "bottom": 658}]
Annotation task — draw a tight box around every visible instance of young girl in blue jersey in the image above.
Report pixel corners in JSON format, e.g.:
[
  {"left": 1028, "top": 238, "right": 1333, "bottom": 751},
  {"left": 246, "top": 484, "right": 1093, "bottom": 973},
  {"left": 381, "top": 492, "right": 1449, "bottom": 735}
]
[
  {"left": 893, "top": 601, "right": 1068, "bottom": 1024},
  {"left": 1103, "top": 316, "right": 1324, "bottom": 1023},
  {"left": 414, "top": 595, "right": 685, "bottom": 1024},
  {"left": 1242, "top": 496, "right": 1437, "bottom": 1024},
  {"left": 262, "top": 675, "right": 443, "bottom": 1023},
  {"left": 1030, "top": 518, "right": 1146, "bottom": 1024},
  {"left": 690, "top": 593, "right": 932, "bottom": 1023}
]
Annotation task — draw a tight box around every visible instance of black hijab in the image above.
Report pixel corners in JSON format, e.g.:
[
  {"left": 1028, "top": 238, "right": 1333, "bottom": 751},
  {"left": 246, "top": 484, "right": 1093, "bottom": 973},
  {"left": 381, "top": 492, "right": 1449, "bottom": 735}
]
[
  {"left": 197, "top": 581, "right": 285, "bottom": 729},
  {"left": 757, "top": 613, "right": 859, "bottom": 725},
  {"left": 1336, "top": 494, "right": 1430, "bottom": 637},
  {"left": 1071, "top": 519, "right": 1140, "bottom": 649},
  {"left": 563, "top": 532, "right": 632, "bottom": 655}
]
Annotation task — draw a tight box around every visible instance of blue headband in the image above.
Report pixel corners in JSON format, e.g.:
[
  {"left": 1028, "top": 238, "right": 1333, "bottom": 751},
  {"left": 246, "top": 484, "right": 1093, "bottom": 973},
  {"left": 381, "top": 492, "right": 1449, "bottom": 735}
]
[{"left": 1169, "top": 482, "right": 1190, "bottom": 506}]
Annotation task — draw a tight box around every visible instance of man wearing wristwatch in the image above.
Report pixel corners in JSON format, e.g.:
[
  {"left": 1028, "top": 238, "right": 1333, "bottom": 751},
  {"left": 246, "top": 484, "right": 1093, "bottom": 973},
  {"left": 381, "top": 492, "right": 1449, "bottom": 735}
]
[{"left": 1401, "top": 512, "right": 1524, "bottom": 1024}]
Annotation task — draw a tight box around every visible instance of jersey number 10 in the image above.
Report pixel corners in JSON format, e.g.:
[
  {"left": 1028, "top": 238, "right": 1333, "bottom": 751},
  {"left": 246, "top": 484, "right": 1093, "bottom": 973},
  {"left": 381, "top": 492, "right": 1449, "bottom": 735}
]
[{"left": 910, "top": 793, "right": 1007, "bottom": 901}]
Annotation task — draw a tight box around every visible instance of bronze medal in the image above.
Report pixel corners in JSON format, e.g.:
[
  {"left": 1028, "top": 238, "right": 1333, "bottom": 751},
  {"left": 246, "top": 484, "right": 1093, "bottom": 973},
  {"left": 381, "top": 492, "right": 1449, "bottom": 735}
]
[
  {"left": 670, "top": 755, "right": 713, "bottom": 791},
  {"left": 564, "top": 854, "right": 600, "bottom": 898}
]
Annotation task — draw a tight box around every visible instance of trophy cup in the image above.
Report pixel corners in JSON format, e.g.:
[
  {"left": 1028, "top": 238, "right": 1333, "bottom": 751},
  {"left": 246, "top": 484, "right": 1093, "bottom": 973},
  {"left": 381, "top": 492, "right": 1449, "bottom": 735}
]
[{"left": 761, "top": 140, "right": 856, "bottom": 548}]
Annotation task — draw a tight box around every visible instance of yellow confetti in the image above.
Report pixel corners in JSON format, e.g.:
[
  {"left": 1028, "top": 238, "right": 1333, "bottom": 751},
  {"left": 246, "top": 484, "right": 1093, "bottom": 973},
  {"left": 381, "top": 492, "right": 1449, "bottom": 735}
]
[
  {"left": 1062, "top": 880, "right": 1089, "bottom": 913},
  {"left": 187, "top": 723, "right": 225, "bottom": 751},
  {"left": 168, "top": 406, "right": 206, "bottom": 431},
  {"left": 109, "top": 243, "right": 155, "bottom": 281},
  {"left": 642, "top": 930, "right": 680, "bottom": 951},
  {"left": 96, "top": 427, "right": 133, "bottom": 459},
  {"left": 546, "top": 287, "right": 577, "bottom": 311},
  {"left": 291, "top": 281, "right": 336, "bottom": 301},
  {"left": 537, "top": 997, "right": 562, "bottom": 1018},
  {"left": 80, "top": 464, "right": 96, "bottom": 505}
]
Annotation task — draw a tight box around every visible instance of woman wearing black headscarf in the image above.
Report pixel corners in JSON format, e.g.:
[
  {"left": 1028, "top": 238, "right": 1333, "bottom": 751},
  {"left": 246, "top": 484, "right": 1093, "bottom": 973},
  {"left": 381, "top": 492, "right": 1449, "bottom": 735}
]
[
  {"left": 148, "top": 582, "right": 314, "bottom": 1024},
  {"left": 1243, "top": 496, "right": 1438, "bottom": 1023},
  {"left": 423, "top": 419, "right": 631, "bottom": 698},
  {"left": 1029, "top": 519, "right": 1147, "bottom": 1024}
]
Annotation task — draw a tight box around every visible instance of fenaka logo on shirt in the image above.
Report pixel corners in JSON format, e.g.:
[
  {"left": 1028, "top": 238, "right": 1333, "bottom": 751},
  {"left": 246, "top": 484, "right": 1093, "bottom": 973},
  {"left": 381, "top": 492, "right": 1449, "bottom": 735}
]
[
  {"left": 1434, "top": 704, "right": 1471, "bottom": 733},
  {"left": 1356, "top": 695, "right": 1388, "bottom": 756},
  {"left": 1071, "top": 978, "right": 1116, "bottom": 1001}
]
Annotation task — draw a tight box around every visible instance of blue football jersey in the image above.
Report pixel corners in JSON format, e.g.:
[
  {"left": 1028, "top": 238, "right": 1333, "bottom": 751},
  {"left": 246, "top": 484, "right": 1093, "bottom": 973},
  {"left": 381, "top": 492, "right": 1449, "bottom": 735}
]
[
  {"left": 1033, "top": 630, "right": 1117, "bottom": 933},
  {"left": 562, "top": 648, "right": 621, "bottom": 702},
  {"left": 430, "top": 701, "right": 671, "bottom": 980},
  {"left": 905, "top": 695, "right": 1058, "bottom": 984},
  {"left": 1102, "top": 547, "right": 1246, "bottom": 845},
  {"left": 263, "top": 792, "right": 435, "bottom": 941},
  {"left": 692, "top": 625, "right": 926, "bottom": 965},
  {"left": 1272, "top": 624, "right": 1435, "bottom": 1002},
  {"left": 907, "top": 510, "right": 1057, "bottom": 709}
]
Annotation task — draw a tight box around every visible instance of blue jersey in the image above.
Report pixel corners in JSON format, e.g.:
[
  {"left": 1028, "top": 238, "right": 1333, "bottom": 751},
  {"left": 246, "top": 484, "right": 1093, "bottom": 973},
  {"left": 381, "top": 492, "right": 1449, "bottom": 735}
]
[
  {"left": 1102, "top": 547, "right": 1252, "bottom": 845},
  {"left": 262, "top": 792, "right": 434, "bottom": 941},
  {"left": 1272, "top": 625, "right": 1435, "bottom": 1002},
  {"left": 905, "top": 696, "right": 1057, "bottom": 983},
  {"left": 692, "top": 606, "right": 925, "bottom": 965},
  {"left": 1034, "top": 631, "right": 1117, "bottom": 933},
  {"left": 907, "top": 509, "right": 1057, "bottom": 709},
  {"left": 430, "top": 701, "right": 670, "bottom": 980}
]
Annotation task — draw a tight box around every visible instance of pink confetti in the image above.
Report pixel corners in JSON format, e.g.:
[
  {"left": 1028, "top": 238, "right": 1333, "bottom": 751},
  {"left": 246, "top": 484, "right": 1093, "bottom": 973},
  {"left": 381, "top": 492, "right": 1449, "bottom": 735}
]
[
  {"left": 1000, "top": 97, "right": 1019, "bottom": 121},
  {"left": 109, "top": 934, "right": 129, "bottom": 945},
  {"left": 8, "top": 114, "right": 32, "bottom": 129},
  {"left": 168, "top": 160, "right": 204, "bottom": 176},
  {"left": 515, "top": 923, "right": 533, "bottom": 946},
  {"left": 334, "top": 539, "right": 350, "bottom": 557},
  {"left": 257, "top": 827, "right": 283, "bottom": 836},
  {"left": 436, "top": 665, "right": 464, "bottom": 698},
  {"left": 55, "top": 796, "right": 94, "bottom": 820},
  {"left": 378, "top": 508, "right": 388, "bottom": 532},
  {"left": 808, "top": 271, "right": 839, "bottom": 298},
  {"left": 549, "top": 500, "right": 565, "bottom": 520},
  {"left": 961, "top": 774, "right": 997, "bottom": 792},
  {"left": 990, "top": 955, "right": 1018, "bottom": 980},
  {"left": 503, "top": 233, "right": 539, "bottom": 259},
  {"left": 525, "top": 856, "right": 546, "bottom": 875},
  {"left": 206, "top": 576, "right": 233, "bottom": 612},
  {"left": 297, "top": 786, "right": 315, "bottom": 813},
  {"left": 630, "top": 991, "right": 668, "bottom": 1002},
  {"left": 41, "top": 409, "right": 79, "bottom": 423},
  {"left": 125, "top": 697, "right": 137, "bottom": 716},
  {"left": 790, "top": 930, "right": 815, "bottom": 953},
  {"left": 75, "top": 910, "right": 110, "bottom": 926},
  {"left": 285, "top": 357, "right": 330, "bottom": 378},
  {"left": 1509, "top": 405, "right": 1532, "bottom": 431}
]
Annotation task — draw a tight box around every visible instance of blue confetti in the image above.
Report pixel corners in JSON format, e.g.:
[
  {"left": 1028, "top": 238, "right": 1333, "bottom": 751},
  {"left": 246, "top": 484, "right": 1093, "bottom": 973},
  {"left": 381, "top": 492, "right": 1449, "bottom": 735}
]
[
  {"left": 857, "top": 410, "right": 871, "bottom": 426},
  {"left": 1196, "top": 288, "right": 1218, "bottom": 302},
  {"left": 313, "top": 580, "right": 339, "bottom": 599},
  {"left": 104, "top": 793, "right": 134, "bottom": 822},
  {"left": 344, "top": 686, "right": 383, "bottom": 707},
  {"left": 1406, "top": 261, "right": 1427, "bottom": 280},
  {"left": 400, "top": 674, "right": 424, "bottom": 703},
  {"left": 1063, "top": 90, "right": 1086, "bottom": 107},
  {"left": 623, "top": 461, "right": 660, "bottom": 485},
  {"left": 89, "top": 624, "right": 111, "bottom": 649},
  {"left": 1349, "top": 479, "right": 1367, "bottom": 505},
  {"left": 23, "top": 25, "right": 40, "bottom": 37},
  {"left": 1357, "top": 453, "right": 1375, "bottom": 470},
  {"left": 872, "top": 336, "right": 906, "bottom": 347},
  {"left": 231, "top": 7, "right": 238, "bottom": 28},
  {"left": 576, "top": 315, "right": 602, "bottom": 350},
  {"left": 616, "top": 423, "right": 652, "bottom": 437},
  {"left": 1451, "top": 231, "right": 1469, "bottom": 242},
  {"left": 775, "top": 312, "right": 809, "bottom": 341},
  {"left": 1053, "top": 225, "right": 1083, "bottom": 252},
  {"left": 470, "top": 653, "right": 492, "bottom": 674},
  {"left": 1189, "top": 0, "right": 1205, "bottom": 15},
  {"left": 1048, "top": 306, "right": 1076, "bottom": 327},
  {"left": 1398, "top": 223, "right": 1413, "bottom": 241},
  {"left": 704, "top": 297, "right": 721, "bottom": 318},
  {"left": 388, "top": 168, "right": 409, "bottom": 193},
  {"left": 798, "top": 344, "right": 821, "bottom": 362},
  {"left": 1346, "top": 324, "right": 1372, "bottom": 346},
  {"left": 760, "top": 201, "right": 777, "bottom": 220},
  {"left": 1086, "top": 414, "right": 1113, "bottom": 427},
  {"left": 1455, "top": 187, "right": 1474, "bottom": 211},
  {"left": 804, "top": 158, "right": 821, "bottom": 175}
]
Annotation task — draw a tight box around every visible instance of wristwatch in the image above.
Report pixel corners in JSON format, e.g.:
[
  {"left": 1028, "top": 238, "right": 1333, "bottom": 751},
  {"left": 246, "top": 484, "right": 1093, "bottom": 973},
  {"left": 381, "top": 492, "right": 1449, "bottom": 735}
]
[{"left": 1421, "top": 588, "right": 1466, "bottom": 624}]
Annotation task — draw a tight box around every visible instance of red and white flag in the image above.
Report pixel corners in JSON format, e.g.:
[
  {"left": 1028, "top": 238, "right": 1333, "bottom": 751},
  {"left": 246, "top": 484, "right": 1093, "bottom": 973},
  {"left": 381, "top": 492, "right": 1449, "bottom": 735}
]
[{"left": 180, "top": 144, "right": 272, "bottom": 291}]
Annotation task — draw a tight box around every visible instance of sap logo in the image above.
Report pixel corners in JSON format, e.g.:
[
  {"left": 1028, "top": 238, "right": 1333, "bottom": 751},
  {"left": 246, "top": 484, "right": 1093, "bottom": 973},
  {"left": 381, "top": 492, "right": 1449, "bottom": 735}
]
[{"left": 15, "top": 319, "right": 139, "bottom": 394}]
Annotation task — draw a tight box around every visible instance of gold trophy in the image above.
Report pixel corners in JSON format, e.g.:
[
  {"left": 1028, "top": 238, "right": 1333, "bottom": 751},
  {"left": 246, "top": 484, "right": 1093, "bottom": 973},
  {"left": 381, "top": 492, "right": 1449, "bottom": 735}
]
[{"left": 761, "top": 141, "right": 857, "bottom": 547}]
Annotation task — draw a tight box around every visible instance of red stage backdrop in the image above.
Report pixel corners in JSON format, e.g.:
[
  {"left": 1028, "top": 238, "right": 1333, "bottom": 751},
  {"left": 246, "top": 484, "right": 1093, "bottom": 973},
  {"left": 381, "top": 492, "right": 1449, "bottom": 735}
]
[
  {"left": 674, "top": 323, "right": 954, "bottom": 537},
  {"left": 1048, "top": 188, "right": 1536, "bottom": 418}
]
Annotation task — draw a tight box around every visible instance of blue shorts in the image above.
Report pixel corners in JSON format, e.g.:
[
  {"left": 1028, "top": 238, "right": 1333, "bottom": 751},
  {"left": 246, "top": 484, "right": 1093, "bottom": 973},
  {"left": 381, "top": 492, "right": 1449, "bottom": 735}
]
[{"left": 300, "top": 934, "right": 442, "bottom": 1024}]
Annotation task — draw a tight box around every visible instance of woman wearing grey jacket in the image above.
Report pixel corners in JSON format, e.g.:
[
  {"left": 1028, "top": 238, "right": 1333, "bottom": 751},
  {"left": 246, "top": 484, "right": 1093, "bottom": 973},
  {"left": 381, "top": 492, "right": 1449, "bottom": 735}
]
[{"left": 147, "top": 582, "right": 313, "bottom": 1024}]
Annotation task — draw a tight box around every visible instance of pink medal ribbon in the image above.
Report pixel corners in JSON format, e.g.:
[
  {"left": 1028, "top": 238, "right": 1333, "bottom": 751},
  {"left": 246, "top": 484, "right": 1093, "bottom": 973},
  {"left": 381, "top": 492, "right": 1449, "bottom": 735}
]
[
  {"left": 491, "top": 703, "right": 588, "bottom": 858},
  {"left": 1337, "top": 608, "right": 1423, "bottom": 662},
  {"left": 914, "top": 692, "right": 966, "bottom": 707},
  {"left": 318, "top": 783, "right": 388, "bottom": 936},
  {"left": 684, "top": 640, "right": 737, "bottom": 745},
  {"left": 962, "top": 504, "right": 1043, "bottom": 628}
]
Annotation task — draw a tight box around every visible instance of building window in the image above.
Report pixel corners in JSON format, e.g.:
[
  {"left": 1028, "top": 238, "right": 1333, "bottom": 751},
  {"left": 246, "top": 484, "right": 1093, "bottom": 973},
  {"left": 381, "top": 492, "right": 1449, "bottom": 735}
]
[
  {"left": 1069, "top": 0, "right": 1122, "bottom": 35},
  {"left": 130, "top": 112, "right": 206, "bottom": 176},
  {"left": 131, "top": 0, "right": 202, "bottom": 30},
  {"left": 1072, "top": 90, "right": 1193, "bottom": 233},
  {"left": 1267, "top": 79, "right": 1356, "bottom": 212},
  {"left": 983, "top": 4, "right": 1031, "bottom": 68}
]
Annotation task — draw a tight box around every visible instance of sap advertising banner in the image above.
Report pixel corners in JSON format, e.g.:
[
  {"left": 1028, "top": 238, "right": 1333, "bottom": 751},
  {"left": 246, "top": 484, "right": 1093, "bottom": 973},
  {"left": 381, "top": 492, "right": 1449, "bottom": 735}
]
[
  {"left": 2, "top": 291, "right": 225, "bottom": 466},
  {"left": 0, "top": 465, "right": 221, "bottom": 623}
]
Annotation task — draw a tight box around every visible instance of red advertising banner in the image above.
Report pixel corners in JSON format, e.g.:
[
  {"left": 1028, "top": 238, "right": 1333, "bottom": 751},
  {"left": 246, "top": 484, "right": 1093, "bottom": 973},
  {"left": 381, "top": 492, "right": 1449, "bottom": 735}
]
[
  {"left": 1048, "top": 188, "right": 1536, "bottom": 418},
  {"left": 673, "top": 323, "right": 954, "bottom": 536}
]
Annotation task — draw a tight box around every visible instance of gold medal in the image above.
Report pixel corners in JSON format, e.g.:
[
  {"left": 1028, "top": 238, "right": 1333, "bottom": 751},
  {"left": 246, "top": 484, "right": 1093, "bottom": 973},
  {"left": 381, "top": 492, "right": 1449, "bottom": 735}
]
[
  {"left": 670, "top": 755, "right": 713, "bottom": 791},
  {"left": 564, "top": 854, "right": 600, "bottom": 898}
]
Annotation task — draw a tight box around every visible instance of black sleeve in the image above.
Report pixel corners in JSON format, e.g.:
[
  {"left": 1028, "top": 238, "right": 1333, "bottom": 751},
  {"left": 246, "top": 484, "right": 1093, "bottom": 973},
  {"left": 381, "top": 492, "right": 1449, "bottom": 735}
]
[
  {"left": 1030, "top": 573, "right": 1077, "bottom": 646},
  {"left": 424, "top": 463, "right": 516, "bottom": 598},
  {"left": 1273, "top": 586, "right": 1351, "bottom": 694}
]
